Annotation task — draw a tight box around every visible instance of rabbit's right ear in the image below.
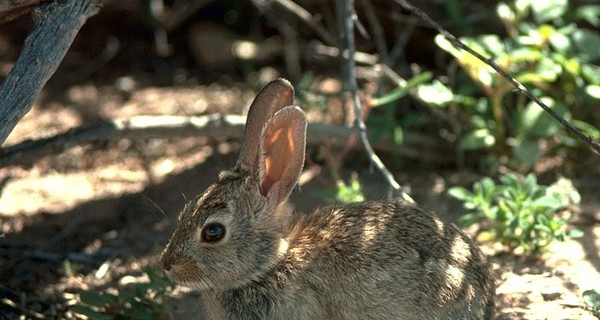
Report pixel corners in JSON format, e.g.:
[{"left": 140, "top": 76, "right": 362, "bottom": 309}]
[
  {"left": 237, "top": 79, "right": 294, "bottom": 173},
  {"left": 257, "top": 106, "right": 307, "bottom": 206}
]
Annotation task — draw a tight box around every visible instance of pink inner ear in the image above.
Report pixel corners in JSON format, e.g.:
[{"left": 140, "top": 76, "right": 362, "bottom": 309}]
[{"left": 260, "top": 125, "right": 295, "bottom": 196}]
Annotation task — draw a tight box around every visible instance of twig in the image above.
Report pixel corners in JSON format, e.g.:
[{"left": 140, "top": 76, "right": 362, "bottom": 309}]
[
  {"left": 310, "top": 42, "right": 379, "bottom": 65},
  {"left": 358, "top": 0, "right": 389, "bottom": 63},
  {"left": 341, "top": 0, "right": 414, "bottom": 203},
  {"left": 0, "top": 115, "right": 444, "bottom": 169},
  {"left": 163, "top": 0, "right": 214, "bottom": 32},
  {"left": 266, "top": 0, "right": 338, "bottom": 46},
  {"left": 0, "top": 0, "right": 101, "bottom": 145},
  {"left": 393, "top": 0, "right": 600, "bottom": 156}
]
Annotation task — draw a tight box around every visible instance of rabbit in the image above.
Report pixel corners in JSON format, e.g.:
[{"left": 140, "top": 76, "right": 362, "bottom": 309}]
[{"left": 160, "top": 78, "right": 496, "bottom": 320}]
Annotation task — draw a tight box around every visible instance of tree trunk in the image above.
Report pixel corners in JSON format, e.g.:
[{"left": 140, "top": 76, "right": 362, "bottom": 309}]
[{"left": 0, "top": 0, "right": 101, "bottom": 145}]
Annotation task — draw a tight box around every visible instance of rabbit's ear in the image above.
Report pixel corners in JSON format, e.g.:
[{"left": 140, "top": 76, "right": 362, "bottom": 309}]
[
  {"left": 237, "top": 79, "right": 294, "bottom": 173},
  {"left": 258, "top": 106, "right": 307, "bottom": 205}
]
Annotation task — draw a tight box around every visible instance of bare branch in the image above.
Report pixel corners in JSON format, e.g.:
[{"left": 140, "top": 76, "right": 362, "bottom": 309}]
[
  {"left": 0, "top": 0, "right": 101, "bottom": 145},
  {"left": 341, "top": 0, "right": 414, "bottom": 203},
  {"left": 393, "top": 0, "right": 600, "bottom": 156},
  {"left": 0, "top": 115, "right": 445, "bottom": 169},
  {"left": 253, "top": 0, "right": 338, "bottom": 46}
]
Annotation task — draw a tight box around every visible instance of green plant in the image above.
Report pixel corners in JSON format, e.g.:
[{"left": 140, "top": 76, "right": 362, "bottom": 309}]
[
  {"left": 583, "top": 289, "right": 600, "bottom": 316},
  {"left": 418, "top": 0, "right": 600, "bottom": 166},
  {"left": 335, "top": 173, "right": 365, "bottom": 203},
  {"left": 367, "top": 72, "right": 433, "bottom": 147},
  {"left": 70, "top": 266, "right": 174, "bottom": 320},
  {"left": 449, "top": 173, "right": 582, "bottom": 254}
]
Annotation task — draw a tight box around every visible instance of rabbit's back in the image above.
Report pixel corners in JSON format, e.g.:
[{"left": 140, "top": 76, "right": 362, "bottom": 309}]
[{"left": 209, "top": 200, "right": 495, "bottom": 320}]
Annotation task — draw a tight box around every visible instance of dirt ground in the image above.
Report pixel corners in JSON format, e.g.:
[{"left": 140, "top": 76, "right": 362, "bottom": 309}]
[{"left": 0, "top": 83, "right": 599, "bottom": 320}]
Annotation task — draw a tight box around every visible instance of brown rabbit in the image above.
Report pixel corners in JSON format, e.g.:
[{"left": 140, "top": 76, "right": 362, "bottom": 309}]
[{"left": 161, "top": 79, "right": 496, "bottom": 319}]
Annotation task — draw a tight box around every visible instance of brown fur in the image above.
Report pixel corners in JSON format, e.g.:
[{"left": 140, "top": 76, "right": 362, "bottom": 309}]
[{"left": 160, "top": 79, "right": 496, "bottom": 319}]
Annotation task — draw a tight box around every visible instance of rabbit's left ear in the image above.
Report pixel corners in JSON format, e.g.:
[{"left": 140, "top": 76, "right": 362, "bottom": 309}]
[
  {"left": 257, "top": 106, "right": 307, "bottom": 206},
  {"left": 237, "top": 79, "right": 294, "bottom": 173}
]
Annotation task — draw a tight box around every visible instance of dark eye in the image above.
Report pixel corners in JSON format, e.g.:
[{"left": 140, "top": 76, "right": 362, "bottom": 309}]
[{"left": 201, "top": 223, "right": 226, "bottom": 243}]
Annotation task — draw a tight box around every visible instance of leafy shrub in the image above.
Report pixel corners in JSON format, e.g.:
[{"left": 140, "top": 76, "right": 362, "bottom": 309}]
[
  {"left": 418, "top": 0, "right": 600, "bottom": 166},
  {"left": 449, "top": 173, "right": 582, "bottom": 254}
]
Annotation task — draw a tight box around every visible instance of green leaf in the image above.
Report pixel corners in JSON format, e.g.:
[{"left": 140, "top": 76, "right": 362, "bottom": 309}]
[
  {"left": 515, "top": 0, "right": 534, "bottom": 16},
  {"left": 530, "top": 0, "right": 568, "bottom": 23},
  {"left": 460, "top": 213, "right": 482, "bottom": 227},
  {"left": 547, "top": 177, "right": 582, "bottom": 206},
  {"left": 583, "top": 289, "right": 600, "bottom": 311},
  {"left": 536, "top": 57, "right": 562, "bottom": 81},
  {"left": 533, "top": 224, "right": 553, "bottom": 234},
  {"left": 393, "top": 126, "right": 404, "bottom": 145},
  {"left": 549, "top": 34, "right": 571, "bottom": 53},
  {"left": 515, "top": 97, "right": 569, "bottom": 138},
  {"left": 576, "top": 5, "right": 600, "bottom": 27},
  {"left": 531, "top": 195, "right": 562, "bottom": 210},
  {"left": 416, "top": 80, "right": 455, "bottom": 106},
  {"left": 586, "top": 85, "right": 600, "bottom": 98},
  {"left": 572, "top": 29, "right": 600, "bottom": 61},
  {"left": 581, "top": 64, "right": 600, "bottom": 84},
  {"left": 573, "top": 120, "right": 600, "bottom": 140},
  {"left": 567, "top": 229, "right": 584, "bottom": 238},
  {"left": 508, "top": 216, "right": 520, "bottom": 232},
  {"left": 435, "top": 34, "right": 498, "bottom": 88},
  {"left": 371, "top": 72, "right": 433, "bottom": 107},
  {"left": 511, "top": 137, "right": 540, "bottom": 165},
  {"left": 459, "top": 128, "right": 496, "bottom": 150},
  {"left": 448, "top": 187, "right": 475, "bottom": 201},
  {"left": 497, "top": 3, "right": 515, "bottom": 22}
]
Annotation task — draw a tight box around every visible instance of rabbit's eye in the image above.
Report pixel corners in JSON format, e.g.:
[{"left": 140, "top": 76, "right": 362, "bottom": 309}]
[{"left": 201, "top": 223, "right": 226, "bottom": 243}]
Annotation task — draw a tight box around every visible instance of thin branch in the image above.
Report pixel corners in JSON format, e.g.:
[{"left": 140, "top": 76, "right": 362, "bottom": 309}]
[
  {"left": 163, "top": 0, "right": 214, "bottom": 32},
  {"left": 0, "top": 115, "right": 445, "bottom": 169},
  {"left": 393, "top": 0, "right": 600, "bottom": 156},
  {"left": 342, "top": 0, "right": 414, "bottom": 203},
  {"left": 358, "top": 0, "right": 389, "bottom": 63},
  {"left": 263, "top": 0, "right": 338, "bottom": 46}
]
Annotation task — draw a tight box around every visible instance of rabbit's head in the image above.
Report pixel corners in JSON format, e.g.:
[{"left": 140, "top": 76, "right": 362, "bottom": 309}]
[{"left": 160, "top": 79, "right": 307, "bottom": 291}]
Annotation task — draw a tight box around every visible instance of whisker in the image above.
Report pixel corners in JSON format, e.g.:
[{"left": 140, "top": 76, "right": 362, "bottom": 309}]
[{"left": 139, "top": 193, "right": 167, "bottom": 220}]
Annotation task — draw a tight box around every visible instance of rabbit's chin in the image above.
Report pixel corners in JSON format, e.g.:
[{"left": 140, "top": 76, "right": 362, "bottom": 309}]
[
  {"left": 166, "top": 273, "right": 216, "bottom": 291},
  {"left": 164, "top": 267, "right": 215, "bottom": 291}
]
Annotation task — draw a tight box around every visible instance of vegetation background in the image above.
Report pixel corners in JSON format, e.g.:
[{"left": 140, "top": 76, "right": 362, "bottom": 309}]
[{"left": 0, "top": 0, "right": 599, "bottom": 319}]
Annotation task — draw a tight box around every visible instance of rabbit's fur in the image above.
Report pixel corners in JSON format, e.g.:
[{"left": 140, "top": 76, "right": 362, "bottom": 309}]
[{"left": 161, "top": 79, "right": 496, "bottom": 319}]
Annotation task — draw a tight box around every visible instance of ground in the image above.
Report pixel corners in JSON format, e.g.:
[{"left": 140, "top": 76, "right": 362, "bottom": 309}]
[{"left": 0, "top": 83, "right": 599, "bottom": 320}]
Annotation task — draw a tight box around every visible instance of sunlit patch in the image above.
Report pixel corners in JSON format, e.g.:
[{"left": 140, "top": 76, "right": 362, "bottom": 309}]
[
  {"left": 278, "top": 238, "right": 290, "bottom": 257},
  {"left": 231, "top": 40, "right": 258, "bottom": 60},
  {"left": 444, "top": 265, "right": 465, "bottom": 287},
  {"left": 450, "top": 234, "right": 471, "bottom": 265},
  {"left": 434, "top": 216, "right": 445, "bottom": 235},
  {"left": 360, "top": 207, "right": 393, "bottom": 247}
]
